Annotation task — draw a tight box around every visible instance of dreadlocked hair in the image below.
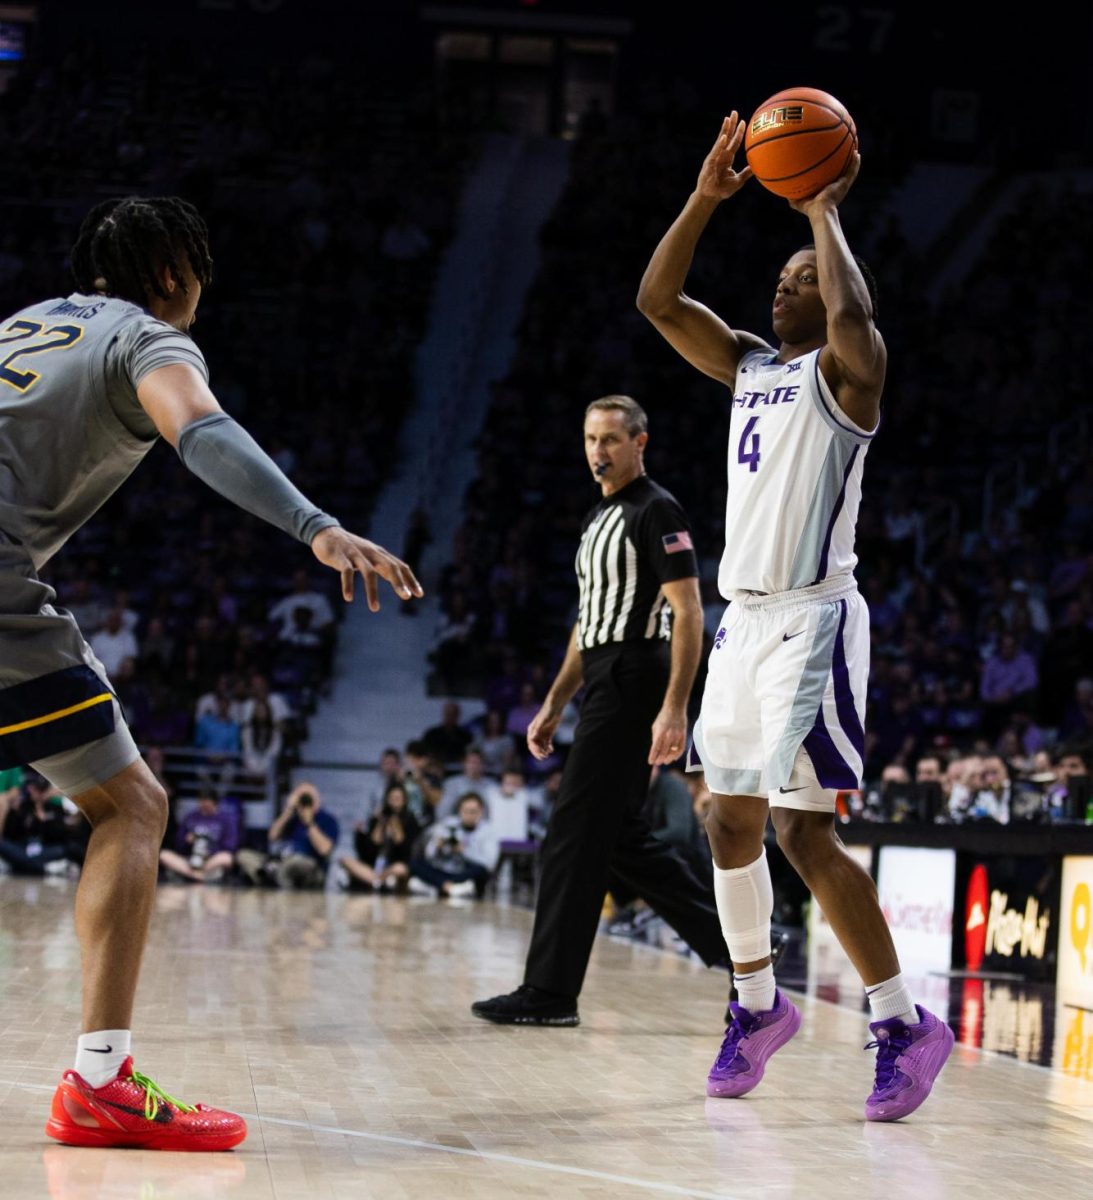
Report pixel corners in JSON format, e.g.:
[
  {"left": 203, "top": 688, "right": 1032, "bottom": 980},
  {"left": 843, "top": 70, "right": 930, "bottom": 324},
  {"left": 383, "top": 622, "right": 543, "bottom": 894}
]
[
  {"left": 70, "top": 196, "right": 213, "bottom": 305},
  {"left": 796, "top": 244, "right": 879, "bottom": 321}
]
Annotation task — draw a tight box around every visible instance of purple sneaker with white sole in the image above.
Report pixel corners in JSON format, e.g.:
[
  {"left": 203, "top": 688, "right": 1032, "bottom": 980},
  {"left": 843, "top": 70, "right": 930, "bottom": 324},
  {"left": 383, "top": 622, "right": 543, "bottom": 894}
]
[
  {"left": 864, "top": 1005, "right": 955, "bottom": 1122},
  {"left": 706, "top": 988, "right": 801, "bottom": 1098}
]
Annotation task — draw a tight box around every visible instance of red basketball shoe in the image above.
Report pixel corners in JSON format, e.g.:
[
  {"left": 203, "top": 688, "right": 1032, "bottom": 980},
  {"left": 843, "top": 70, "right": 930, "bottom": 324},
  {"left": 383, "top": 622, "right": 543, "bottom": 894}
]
[{"left": 45, "top": 1056, "right": 247, "bottom": 1150}]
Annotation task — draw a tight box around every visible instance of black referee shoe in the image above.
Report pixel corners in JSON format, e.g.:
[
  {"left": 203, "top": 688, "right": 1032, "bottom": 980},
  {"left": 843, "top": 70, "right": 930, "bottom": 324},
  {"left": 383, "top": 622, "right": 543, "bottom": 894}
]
[
  {"left": 724, "top": 931, "right": 790, "bottom": 1022},
  {"left": 471, "top": 985, "right": 580, "bottom": 1026}
]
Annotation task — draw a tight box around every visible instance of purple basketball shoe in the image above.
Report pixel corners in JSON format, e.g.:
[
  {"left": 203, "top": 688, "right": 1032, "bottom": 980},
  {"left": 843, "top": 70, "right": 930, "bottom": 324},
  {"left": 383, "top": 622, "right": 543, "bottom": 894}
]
[
  {"left": 706, "top": 988, "right": 802, "bottom": 1098},
  {"left": 864, "top": 1005, "right": 955, "bottom": 1121}
]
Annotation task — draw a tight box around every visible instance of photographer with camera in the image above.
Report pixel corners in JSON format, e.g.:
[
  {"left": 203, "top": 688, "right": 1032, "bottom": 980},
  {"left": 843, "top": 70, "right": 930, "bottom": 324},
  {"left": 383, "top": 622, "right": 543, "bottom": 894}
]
[
  {"left": 159, "top": 787, "right": 240, "bottom": 883},
  {"left": 238, "top": 782, "right": 339, "bottom": 888},
  {"left": 339, "top": 780, "right": 422, "bottom": 892},
  {"left": 409, "top": 792, "right": 499, "bottom": 899}
]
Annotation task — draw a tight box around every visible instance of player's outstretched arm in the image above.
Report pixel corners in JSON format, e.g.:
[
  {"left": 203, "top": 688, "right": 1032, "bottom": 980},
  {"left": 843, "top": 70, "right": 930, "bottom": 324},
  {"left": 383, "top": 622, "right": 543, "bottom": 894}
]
[
  {"left": 137, "top": 363, "right": 423, "bottom": 609},
  {"left": 789, "top": 153, "right": 886, "bottom": 433},
  {"left": 637, "top": 113, "right": 770, "bottom": 385}
]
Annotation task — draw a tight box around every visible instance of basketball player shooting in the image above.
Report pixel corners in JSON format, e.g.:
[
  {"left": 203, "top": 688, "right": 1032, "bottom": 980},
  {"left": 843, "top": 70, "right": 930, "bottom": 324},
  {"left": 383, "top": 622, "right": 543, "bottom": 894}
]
[
  {"left": 0, "top": 197, "right": 422, "bottom": 1150},
  {"left": 636, "top": 113, "right": 953, "bottom": 1121}
]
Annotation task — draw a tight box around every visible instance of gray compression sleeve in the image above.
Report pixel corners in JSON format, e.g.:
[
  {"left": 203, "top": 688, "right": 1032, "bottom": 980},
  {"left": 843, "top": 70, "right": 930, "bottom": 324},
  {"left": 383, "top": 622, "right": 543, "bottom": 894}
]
[{"left": 176, "top": 413, "right": 340, "bottom": 544}]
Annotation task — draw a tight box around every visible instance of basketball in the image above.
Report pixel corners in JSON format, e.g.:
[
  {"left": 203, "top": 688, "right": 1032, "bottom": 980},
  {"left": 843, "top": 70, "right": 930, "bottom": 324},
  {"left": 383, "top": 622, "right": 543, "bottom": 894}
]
[{"left": 745, "top": 87, "right": 857, "bottom": 200}]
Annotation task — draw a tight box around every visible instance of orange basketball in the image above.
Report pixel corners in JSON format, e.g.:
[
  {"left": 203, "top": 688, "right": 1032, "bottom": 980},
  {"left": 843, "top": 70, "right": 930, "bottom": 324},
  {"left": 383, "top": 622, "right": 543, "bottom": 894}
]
[{"left": 745, "top": 88, "right": 857, "bottom": 200}]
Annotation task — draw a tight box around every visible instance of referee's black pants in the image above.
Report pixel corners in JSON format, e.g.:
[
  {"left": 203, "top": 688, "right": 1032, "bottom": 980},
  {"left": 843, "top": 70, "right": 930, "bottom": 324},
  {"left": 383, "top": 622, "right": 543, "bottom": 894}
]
[{"left": 523, "top": 641, "right": 727, "bottom": 999}]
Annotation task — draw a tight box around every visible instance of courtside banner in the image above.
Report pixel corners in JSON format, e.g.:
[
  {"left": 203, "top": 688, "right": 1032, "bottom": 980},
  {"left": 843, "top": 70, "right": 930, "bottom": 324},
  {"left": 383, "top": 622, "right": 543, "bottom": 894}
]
[
  {"left": 877, "top": 847, "right": 955, "bottom": 976},
  {"left": 955, "top": 854, "right": 1060, "bottom": 983},
  {"left": 1057, "top": 856, "right": 1093, "bottom": 1010}
]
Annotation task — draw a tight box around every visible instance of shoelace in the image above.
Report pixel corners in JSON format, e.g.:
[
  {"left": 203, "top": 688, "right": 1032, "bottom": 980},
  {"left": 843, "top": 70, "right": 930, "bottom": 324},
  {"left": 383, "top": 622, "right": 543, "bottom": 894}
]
[
  {"left": 714, "top": 1013, "right": 758, "bottom": 1070},
  {"left": 128, "top": 1069, "right": 198, "bottom": 1120},
  {"left": 863, "top": 1030, "right": 912, "bottom": 1091}
]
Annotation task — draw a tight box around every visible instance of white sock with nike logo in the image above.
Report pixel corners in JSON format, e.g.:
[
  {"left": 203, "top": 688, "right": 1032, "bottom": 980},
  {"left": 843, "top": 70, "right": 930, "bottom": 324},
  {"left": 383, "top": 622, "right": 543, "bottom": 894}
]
[
  {"left": 75, "top": 1029, "right": 131, "bottom": 1088},
  {"left": 865, "top": 975, "right": 918, "bottom": 1027}
]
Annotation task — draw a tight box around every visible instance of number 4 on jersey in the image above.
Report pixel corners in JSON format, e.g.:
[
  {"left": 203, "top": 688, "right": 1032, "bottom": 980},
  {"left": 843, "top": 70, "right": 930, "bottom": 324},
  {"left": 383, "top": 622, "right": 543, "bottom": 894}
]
[{"left": 737, "top": 415, "right": 761, "bottom": 473}]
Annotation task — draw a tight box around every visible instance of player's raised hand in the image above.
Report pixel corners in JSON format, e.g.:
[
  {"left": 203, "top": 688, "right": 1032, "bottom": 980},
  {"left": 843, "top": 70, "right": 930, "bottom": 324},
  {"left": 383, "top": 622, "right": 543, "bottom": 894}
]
[
  {"left": 789, "top": 150, "right": 861, "bottom": 216},
  {"left": 696, "top": 113, "right": 753, "bottom": 201},
  {"left": 310, "top": 526, "right": 424, "bottom": 610}
]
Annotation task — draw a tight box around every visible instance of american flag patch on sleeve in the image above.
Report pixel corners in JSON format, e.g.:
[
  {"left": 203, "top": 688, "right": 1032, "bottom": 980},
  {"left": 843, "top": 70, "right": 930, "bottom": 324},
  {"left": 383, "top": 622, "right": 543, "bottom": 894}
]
[{"left": 662, "top": 531, "right": 694, "bottom": 554}]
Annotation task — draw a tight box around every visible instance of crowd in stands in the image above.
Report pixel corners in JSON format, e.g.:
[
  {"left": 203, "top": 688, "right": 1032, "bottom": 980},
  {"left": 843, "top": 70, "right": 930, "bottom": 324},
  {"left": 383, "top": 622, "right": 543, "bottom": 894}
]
[{"left": 0, "top": 42, "right": 467, "bottom": 815}]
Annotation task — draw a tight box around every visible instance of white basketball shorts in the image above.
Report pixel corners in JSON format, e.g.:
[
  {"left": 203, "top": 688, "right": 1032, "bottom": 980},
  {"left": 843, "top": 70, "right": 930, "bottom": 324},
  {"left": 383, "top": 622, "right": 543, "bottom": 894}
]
[{"left": 688, "top": 575, "right": 868, "bottom": 812}]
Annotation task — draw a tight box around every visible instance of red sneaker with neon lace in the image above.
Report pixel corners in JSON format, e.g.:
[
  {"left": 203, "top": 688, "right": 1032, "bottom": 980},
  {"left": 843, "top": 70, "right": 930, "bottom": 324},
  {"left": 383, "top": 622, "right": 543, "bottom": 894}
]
[{"left": 45, "top": 1056, "right": 246, "bottom": 1151}]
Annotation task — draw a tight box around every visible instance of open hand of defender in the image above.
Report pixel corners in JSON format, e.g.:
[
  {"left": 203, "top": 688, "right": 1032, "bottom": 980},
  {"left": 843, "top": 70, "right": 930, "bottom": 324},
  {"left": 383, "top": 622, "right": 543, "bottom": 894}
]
[
  {"left": 311, "top": 526, "right": 424, "bottom": 609},
  {"left": 695, "top": 112, "right": 754, "bottom": 201}
]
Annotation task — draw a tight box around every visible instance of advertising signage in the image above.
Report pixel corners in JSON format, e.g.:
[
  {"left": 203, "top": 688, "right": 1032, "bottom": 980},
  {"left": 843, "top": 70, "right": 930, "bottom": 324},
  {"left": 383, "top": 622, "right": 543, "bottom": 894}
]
[
  {"left": 877, "top": 846, "right": 955, "bottom": 976},
  {"left": 955, "top": 855, "right": 1060, "bottom": 982},
  {"left": 1057, "top": 856, "right": 1093, "bottom": 1011}
]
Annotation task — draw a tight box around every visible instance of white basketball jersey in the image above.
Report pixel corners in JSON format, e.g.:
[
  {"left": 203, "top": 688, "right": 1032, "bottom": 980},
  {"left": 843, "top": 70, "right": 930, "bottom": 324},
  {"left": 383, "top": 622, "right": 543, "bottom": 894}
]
[{"left": 717, "top": 347, "right": 875, "bottom": 597}]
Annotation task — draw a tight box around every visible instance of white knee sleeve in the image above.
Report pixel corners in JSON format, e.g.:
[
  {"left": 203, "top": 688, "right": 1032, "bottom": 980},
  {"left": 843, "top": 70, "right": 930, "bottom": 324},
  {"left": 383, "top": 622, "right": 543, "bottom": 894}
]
[{"left": 713, "top": 847, "right": 774, "bottom": 963}]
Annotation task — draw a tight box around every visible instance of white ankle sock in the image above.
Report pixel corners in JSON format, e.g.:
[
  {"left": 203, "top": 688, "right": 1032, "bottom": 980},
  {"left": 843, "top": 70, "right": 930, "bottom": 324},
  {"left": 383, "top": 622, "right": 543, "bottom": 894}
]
[
  {"left": 733, "top": 963, "right": 777, "bottom": 1013},
  {"left": 712, "top": 848, "right": 774, "bottom": 963},
  {"left": 75, "top": 1029, "right": 131, "bottom": 1088},
  {"left": 865, "top": 974, "right": 918, "bottom": 1026}
]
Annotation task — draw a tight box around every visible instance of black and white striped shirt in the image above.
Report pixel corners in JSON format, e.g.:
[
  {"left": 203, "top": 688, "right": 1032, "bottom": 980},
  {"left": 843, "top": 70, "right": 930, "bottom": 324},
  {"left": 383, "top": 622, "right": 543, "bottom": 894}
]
[{"left": 576, "top": 476, "right": 699, "bottom": 652}]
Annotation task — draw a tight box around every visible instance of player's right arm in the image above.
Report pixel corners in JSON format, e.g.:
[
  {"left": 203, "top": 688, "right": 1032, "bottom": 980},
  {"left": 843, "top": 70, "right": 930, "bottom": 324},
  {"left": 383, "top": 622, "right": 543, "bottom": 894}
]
[
  {"left": 637, "top": 113, "right": 771, "bottom": 385},
  {"left": 136, "top": 363, "right": 423, "bottom": 609},
  {"left": 527, "top": 624, "right": 583, "bottom": 760}
]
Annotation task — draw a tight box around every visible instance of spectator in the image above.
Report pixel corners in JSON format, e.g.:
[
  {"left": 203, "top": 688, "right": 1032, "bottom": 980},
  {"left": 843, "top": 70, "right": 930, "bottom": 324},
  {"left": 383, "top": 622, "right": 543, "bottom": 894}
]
[
  {"left": 241, "top": 699, "right": 282, "bottom": 778},
  {"left": 159, "top": 789, "right": 240, "bottom": 883},
  {"left": 477, "top": 709, "right": 516, "bottom": 776},
  {"left": 409, "top": 792, "right": 500, "bottom": 899},
  {"left": 238, "top": 783, "right": 339, "bottom": 889},
  {"left": 269, "top": 569, "right": 335, "bottom": 640},
  {"left": 505, "top": 682, "right": 541, "bottom": 762},
  {"left": 195, "top": 674, "right": 244, "bottom": 724},
  {"left": 194, "top": 695, "right": 242, "bottom": 790},
  {"left": 339, "top": 781, "right": 422, "bottom": 892},
  {"left": 63, "top": 578, "right": 106, "bottom": 635},
  {"left": 239, "top": 672, "right": 292, "bottom": 728},
  {"left": 1046, "top": 746, "right": 1090, "bottom": 820},
  {"left": 139, "top": 616, "right": 177, "bottom": 677},
  {"left": 429, "top": 590, "right": 477, "bottom": 692},
  {"left": 421, "top": 701, "right": 473, "bottom": 765},
  {"left": 646, "top": 765, "right": 699, "bottom": 851},
  {"left": 488, "top": 768, "right": 532, "bottom": 842},
  {"left": 1061, "top": 678, "right": 1093, "bottom": 740},
  {"left": 968, "top": 755, "right": 1013, "bottom": 824},
  {"left": 89, "top": 608, "right": 139, "bottom": 680},
  {"left": 0, "top": 774, "right": 84, "bottom": 877},
  {"left": 404, "top": 740, "right": 443, "bottom": 823},
  {"left": 980, "top": 633, "right": 1039, "bottom": 733},
  {"left": 438, "top": 748, "right": 489, "bottom": 819}
]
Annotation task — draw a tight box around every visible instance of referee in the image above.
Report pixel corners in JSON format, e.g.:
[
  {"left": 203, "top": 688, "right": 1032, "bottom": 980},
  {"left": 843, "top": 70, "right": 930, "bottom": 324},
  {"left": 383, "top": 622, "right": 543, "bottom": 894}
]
[{"left": 472, "top": 395, "right": 729, "bottom": 1026}]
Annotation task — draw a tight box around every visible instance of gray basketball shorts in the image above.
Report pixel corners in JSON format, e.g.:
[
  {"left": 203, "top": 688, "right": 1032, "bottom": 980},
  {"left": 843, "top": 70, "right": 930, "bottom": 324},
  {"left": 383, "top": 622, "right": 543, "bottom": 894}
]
[{"left": 0, "top": 539, "right": 140, "bottom": 796}]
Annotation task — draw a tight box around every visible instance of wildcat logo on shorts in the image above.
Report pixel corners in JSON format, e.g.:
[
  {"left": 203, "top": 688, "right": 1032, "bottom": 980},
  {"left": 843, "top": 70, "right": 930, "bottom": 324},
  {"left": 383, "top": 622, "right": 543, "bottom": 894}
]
[{"left": 714, "top": 627, "right": 727, "bottom": 650}]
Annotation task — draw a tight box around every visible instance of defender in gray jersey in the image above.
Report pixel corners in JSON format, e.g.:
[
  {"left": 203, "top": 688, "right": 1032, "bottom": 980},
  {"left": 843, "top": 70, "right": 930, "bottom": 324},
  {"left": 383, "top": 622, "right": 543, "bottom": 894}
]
[
  {"left": 638, "top": 116, "right": 953, "bottom": 1123},
  {"left": 9, "top": 197, "right": 422, "bottom": 1151}
]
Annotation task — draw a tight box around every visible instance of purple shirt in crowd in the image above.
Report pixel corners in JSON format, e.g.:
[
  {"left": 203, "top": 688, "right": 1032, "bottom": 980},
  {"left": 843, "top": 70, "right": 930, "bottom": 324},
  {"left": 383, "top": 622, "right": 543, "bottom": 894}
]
[
  {"left": 980, "top": 651, "right": 1039, "bottom": 703},
  {"left": 177, "top": 804, "right": 241, "bottom": 855}
]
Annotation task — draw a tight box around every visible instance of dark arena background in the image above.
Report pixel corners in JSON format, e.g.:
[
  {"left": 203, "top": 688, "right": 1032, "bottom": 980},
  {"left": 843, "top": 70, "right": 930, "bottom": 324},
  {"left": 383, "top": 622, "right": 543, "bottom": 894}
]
[{"left": 0, "top": 2, "right": 1091, "bottom": 1196}]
